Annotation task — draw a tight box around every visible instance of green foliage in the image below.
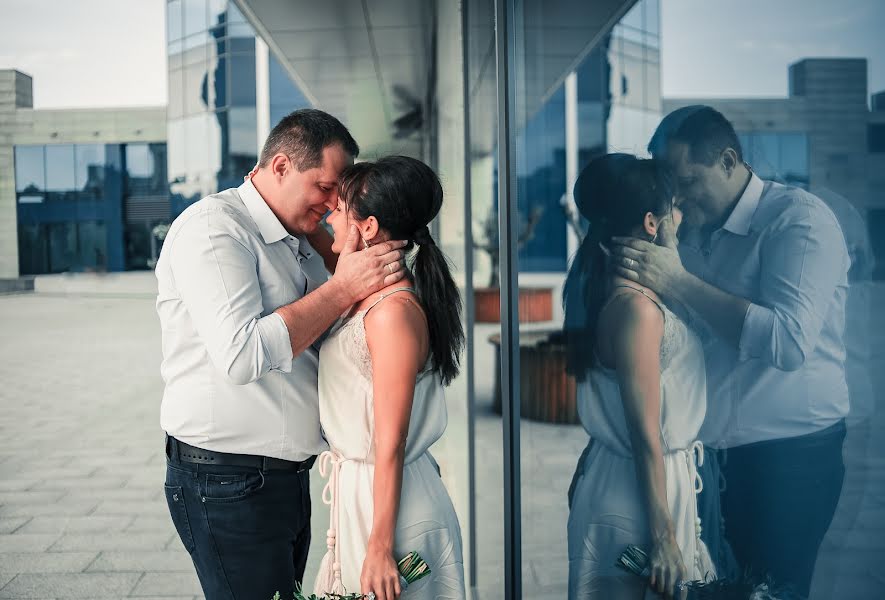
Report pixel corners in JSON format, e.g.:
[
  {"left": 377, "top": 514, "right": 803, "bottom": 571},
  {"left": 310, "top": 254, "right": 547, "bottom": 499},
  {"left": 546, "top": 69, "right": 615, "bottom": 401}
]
[{"left": 274, "top": 551, "right": 431, "bottom": 600}]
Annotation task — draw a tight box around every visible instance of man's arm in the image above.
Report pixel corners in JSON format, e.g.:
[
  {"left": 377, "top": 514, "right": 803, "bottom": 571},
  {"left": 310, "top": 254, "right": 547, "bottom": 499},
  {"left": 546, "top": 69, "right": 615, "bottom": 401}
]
[
  {"left": 611, "top": 204, "right": 849, "bottom": 371},
  {"left": 609, "top": 222, "right": 751, "bottom": 348},
  {"left": 276, "top": 225, "right": 408, "bottom": 357},
  {"left": 733, "top": 212, "right": 848, "bottom": 370},
  {"left": 170, "top": 211, "right": 294, "bottom": 385},
  {"left": 170, "top": 216, "right": 406, "bottom": 384},
  {"left": 667, "top": 270, "right": 749, "bottom": 348}
]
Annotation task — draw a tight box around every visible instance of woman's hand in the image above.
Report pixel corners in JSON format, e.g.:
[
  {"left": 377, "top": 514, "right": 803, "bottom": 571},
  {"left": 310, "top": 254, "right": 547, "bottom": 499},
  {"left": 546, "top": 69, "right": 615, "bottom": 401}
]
[
  {"left": 360, "top": 541, "right": 402, "bottom": 600},
  {"left": 647, "top": 533, "right": 688, "bottom": 600}
]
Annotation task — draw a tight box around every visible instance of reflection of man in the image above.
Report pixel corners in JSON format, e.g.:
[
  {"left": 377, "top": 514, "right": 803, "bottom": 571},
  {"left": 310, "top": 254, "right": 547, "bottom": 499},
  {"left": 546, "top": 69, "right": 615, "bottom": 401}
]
[
  {"left": 612, "top": 106, "right": 850, "bottom": 596},
  {"left": 156, "top": 109, "right": 407, "bottom": 599}
]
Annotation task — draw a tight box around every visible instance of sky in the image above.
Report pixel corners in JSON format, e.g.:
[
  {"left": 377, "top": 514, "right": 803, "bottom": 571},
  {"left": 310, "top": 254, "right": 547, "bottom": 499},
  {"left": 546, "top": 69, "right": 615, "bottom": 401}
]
[{"left": 0, "top": 0, "right": 882, "bottom": 109}]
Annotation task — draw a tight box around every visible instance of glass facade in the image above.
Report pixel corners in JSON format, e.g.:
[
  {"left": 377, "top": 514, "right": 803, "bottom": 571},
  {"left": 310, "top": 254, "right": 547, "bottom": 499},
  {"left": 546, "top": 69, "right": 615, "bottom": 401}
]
[
  {"left": 14, "top": 142, "right": 168, "bottom": 275},
  {"left": 507, "top": 1, "right": 661, "bottom": 595},
  {"left": 504, "top": 0, "right": 661, "bottom": 273},
  {"left": 738, "top": 131, "right": 810, "bottom": 188},
  {"left": 159, "top": 0, "right": 883, "bottom": 597},
  {"left": 868, "top": 123, "right": 885, "bottom": 153},
  {"left": 166, "top": 0, "right": 311, "bottom": 218}
]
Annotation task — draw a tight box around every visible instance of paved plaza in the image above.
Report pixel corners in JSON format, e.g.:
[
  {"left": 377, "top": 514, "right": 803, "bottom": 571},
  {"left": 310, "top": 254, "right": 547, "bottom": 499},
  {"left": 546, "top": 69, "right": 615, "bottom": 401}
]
[{"left": 0, "top": 277, "right": 883, "bottom": 598}]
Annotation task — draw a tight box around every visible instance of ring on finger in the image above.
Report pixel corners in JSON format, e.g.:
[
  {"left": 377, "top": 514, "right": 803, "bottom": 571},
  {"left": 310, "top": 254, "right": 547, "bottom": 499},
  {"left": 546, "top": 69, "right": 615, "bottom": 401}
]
[
  {"left": 625, "top": 257, "right": 635, "bottom": 269},
  {"left": 386, "top": 263, "right": 395, "bottom": 274}
]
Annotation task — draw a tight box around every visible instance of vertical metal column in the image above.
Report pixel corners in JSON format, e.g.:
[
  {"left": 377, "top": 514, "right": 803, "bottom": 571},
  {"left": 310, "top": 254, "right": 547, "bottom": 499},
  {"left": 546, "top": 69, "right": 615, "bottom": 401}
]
[
  {"left": 459, "top": 0, "right": 478, "bottom": 591},
  {"left": 494, "top": 0, "right": 521, "bottom": 597}
]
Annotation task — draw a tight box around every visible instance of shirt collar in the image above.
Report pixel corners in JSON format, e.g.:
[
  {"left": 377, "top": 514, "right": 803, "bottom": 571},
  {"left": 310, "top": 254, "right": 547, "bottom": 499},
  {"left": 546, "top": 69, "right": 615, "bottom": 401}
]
[
  {"left": 238, "top": 178, "right": 289, "bottom": 245},
  {"left": 721, "top": 172, "right": 764, "bottom": 236}
]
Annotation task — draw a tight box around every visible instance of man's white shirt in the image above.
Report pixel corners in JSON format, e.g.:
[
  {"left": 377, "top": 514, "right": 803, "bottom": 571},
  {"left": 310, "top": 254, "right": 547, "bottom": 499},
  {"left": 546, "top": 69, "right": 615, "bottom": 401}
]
[
  {"left": 679, "top": 174, "right": 850, "bottom": 448},
  {"left": 156, "top": 178, "right": 329, "bottom": 461}
]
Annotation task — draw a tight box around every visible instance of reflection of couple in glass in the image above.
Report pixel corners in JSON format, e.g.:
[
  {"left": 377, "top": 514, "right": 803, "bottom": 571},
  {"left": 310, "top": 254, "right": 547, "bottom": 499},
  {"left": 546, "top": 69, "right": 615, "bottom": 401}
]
[
  {"left": 158, "top": 109, "right": 465, "bottom": 600},
  {"left": 566, "top": 106, "right": 848, "bottom": 599}
]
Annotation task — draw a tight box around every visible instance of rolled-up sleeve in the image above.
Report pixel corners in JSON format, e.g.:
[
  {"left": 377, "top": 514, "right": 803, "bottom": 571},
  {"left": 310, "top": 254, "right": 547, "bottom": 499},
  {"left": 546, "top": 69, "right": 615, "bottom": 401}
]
[
  {"left": 738, "top": 205, "right": 848, "bottom": 371},
  {"left": 168, "top": 209, "right": 294, "bottom": 385}
]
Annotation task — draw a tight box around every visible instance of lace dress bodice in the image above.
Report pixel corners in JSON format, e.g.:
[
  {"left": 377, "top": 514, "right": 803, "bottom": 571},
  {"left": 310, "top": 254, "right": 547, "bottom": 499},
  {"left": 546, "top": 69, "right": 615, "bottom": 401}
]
[{"left": 318, "top": 288, "right": 446, "bottom": 464}]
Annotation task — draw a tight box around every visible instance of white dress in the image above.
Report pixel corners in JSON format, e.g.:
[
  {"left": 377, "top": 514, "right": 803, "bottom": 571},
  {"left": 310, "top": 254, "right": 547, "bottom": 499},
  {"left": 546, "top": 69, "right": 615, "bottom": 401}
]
[
  {"left": 567, "top": 286, "right": 716, "bottom": 598},
  {"left": 314, "top": 288, "right": 466, "bottom": 599}
]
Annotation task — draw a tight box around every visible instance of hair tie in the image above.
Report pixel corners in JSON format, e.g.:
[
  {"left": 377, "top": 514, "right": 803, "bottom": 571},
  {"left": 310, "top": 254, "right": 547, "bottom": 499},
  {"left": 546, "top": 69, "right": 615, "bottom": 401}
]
[{"left": 413, "top": 225, "right": 434, "bottom": 246}]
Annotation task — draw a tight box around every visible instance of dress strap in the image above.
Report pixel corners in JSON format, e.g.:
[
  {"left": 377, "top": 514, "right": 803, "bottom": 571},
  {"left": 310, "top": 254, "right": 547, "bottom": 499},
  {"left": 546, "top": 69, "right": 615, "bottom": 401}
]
[
  {"left": 606, "top": 284, "right": 666, "bottom": 319},
  {"left": 365, "top": 286, "right": 418, "bottom": 313}
]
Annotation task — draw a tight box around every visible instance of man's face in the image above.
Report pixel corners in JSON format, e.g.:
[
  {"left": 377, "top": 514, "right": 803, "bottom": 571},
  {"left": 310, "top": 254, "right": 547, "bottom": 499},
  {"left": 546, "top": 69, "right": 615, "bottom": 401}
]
[
  {"left": 664, "top": 141, "right": 730, "bottom": 228},
  {"left": 277, "top": 144, "right": 352, "bottom": 234}
]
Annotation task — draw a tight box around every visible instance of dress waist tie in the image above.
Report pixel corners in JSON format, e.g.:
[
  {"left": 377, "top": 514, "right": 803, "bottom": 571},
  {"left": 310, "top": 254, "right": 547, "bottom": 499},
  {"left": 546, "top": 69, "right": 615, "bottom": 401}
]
[
  {"left": 314, "top": 449, "right": 350, "bottom": 596},
  {"left": 683, "top": 441, "right": 707, "bottom": 575}
]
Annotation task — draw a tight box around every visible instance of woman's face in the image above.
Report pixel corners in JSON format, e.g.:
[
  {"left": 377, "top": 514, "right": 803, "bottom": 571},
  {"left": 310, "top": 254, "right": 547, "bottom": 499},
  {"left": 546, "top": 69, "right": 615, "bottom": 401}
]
[{"left": 327, "top": 197, "right": 361, "bottom": 253}]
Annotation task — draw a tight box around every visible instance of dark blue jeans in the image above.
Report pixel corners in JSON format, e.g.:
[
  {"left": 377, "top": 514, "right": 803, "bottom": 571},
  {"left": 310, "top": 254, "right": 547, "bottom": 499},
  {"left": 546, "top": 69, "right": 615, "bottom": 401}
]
[
  {"left": 164, "top": 447, "right": 312, "bottom": 600},
  {"left": 720, "top": 421, "right": 846, "bottom": 598}
]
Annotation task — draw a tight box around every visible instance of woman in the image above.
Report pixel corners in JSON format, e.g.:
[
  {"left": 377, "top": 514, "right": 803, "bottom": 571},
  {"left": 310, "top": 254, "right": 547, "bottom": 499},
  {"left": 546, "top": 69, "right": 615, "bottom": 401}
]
[
  {"left": 313, "top": 156, "right": 466, "bottom": 600},
  {"left": 564, "top": 154, "right": 715, "bottom": 599}
]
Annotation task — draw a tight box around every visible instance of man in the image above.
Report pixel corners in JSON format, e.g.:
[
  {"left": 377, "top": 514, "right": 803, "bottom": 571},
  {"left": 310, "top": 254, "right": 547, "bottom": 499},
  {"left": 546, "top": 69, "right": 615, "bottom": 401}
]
[
  {"left": 611, "top": 106, "right": 849, "bottom": 596},
  {"left": 156, "top": 109, "right": 408, "bottom": 599}
]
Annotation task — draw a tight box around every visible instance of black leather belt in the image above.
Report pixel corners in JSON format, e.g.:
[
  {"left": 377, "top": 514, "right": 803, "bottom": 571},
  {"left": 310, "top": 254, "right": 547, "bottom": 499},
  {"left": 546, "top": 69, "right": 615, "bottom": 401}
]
[{"left": 165, "top": 435, "right": 315, "bottom": 472}]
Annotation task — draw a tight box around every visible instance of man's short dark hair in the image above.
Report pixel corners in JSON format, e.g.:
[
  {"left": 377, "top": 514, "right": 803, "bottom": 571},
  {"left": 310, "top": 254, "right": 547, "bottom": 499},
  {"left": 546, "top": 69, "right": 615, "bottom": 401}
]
[
  {"left": 648, "top": 105, "right": 742, "bottom": 166},
  {"left": 259, "top": 108, "right": 359, "bottom": 171}
]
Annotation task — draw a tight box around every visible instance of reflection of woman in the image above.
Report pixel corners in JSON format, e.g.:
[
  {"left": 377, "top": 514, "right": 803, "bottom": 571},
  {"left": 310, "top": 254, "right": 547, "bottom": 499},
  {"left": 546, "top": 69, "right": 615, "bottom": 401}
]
[
  {"left": 314, "top": 156, "right": 466, "bottom": 600},
  {"left": 565, "top": 154, "right": 715, "bottom": 599}
]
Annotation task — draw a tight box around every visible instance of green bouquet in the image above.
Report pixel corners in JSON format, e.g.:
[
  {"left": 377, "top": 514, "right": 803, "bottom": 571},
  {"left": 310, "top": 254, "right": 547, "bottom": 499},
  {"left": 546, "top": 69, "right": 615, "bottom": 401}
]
[
  {"left": 617, "top": 545, "right": 802, "bottom": 599},
  {"left": 273, "top": 551, "right": 431, "bottom": 600}
]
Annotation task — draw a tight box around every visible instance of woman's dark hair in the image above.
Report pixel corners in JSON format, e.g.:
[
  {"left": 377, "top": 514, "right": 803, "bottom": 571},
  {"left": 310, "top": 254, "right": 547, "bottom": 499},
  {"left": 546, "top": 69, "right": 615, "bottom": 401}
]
[
  {"left": 338, "top": 155, "right": 463, "bottom": 385},
  {"left": 563, "top": 153, "right": 676, "bottom": 379}
]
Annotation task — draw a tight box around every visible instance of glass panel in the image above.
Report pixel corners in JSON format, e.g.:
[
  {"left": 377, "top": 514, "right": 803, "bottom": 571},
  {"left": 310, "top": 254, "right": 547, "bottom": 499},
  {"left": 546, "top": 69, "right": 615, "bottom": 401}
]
[
  {"left": 126, "top": 143, "right": 168, "bottom": 197},
  {"left": 166, "top": 0, "right": 183, "bottom": 42},
  {"left": 77, "top": 221, "right": 107, "bottom": 271},
  {"left": 269, "top": 54, "right": 310, "bottom": 124},
  {"left": 14, "top": 145, "right": 45, "bottom": 194},
  {"left": 168, "top": 69, "right": 184, "bottom": 119},
  {"left": 465, "top": 0, "right": 502, "bottom": 596},
  {"left": 48, "top": 222, "right": 76, "bottom": 272},
  {"left": 500, "top": 0, "right": 882, "bottom": 597},
  {"left": 75, "top": 144, "right": 105, "bottom": 200},
  {"left": 752, "top": 132, "right": 779, "bottom": 180},
  {"left": 646, "top": 0, "right": 660, "bottom": 36},
  {"left": 227, "top": 37, "right": 255, "bottom": 55},
  {"left": 779, "top": 133, "right": 809, "bottom": 186},
  {"left": 508, "top": 0, "right": 666, "bottom": 595},
  {"left": 621, "top": 0, "right": 644, "bottom": 30},
  {"left": 45, "top": 144, "right": 76, "bottom": 195},
  {"left": 516, "top": 85, "right": 567, "bottom": 272},
  {"left": 168, "top": 40, "right": 184, "bottom": 71},
  {"left": 870, "top": 209, "right": 885, "bottom": 279},
  {"left": 225, "top": 1, "right": 253, "bottom": 37},
  {"left": 182, "top": 31, "right": 211, "bottom": 52},
  {"left": 229, "top": 54, "right": 256, "bottom": 106},
  {"left": 17, "top": 223, "right": 49, "bottom": 275},
  {"left": 183, "top": 61, "right": 211, "bottom": 115},
  {"left": 226, "top": 107, "right": 257, "bottom": 157},
  {"left": 870, "top": 124, "right": 885, "bottom": 153},
  {"left": 181, "top": 42, "right": 207, "bottom": 67},
  {"left": 182, "top": 0, "right": 208, "bottom": 38},
  {"left": 124, "top": 222, "right": 154, "bottom": 271},
  {"left": 207, "top": 0, "right": 227, "bottom": 38}
]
